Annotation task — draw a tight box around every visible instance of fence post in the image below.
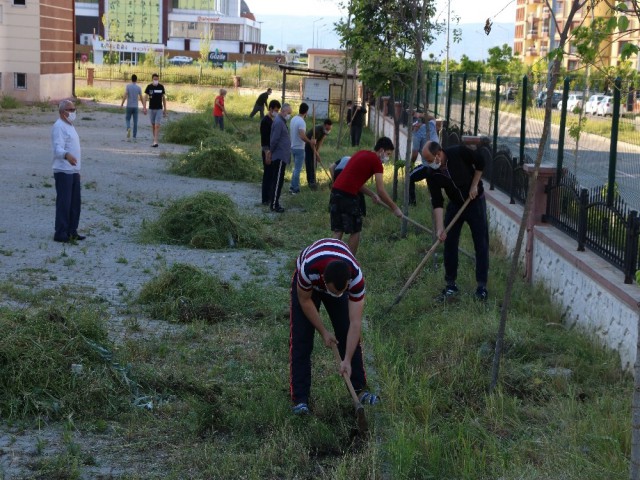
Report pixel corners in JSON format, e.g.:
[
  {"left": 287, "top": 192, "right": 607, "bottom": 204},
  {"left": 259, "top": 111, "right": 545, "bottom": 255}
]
[
  {"left": 607, "top": 77, "right": 622, "bottom": 207},
  {"left": 460, "top": 72, "right": 467, "bottom": 134},
  {"left": 557, "top": 77, "right": 570, "bottom": 184},
  {"left": 426, "top": 71, "right": 431, "bottom": 113},
  {"left": 434, "top": 72, "right": 440, "bottom": 118},
  {"left": 446, "top": 73, "right": 453, "bottom": 127},
  {"left": 623, "top": 211, "right": 639, "bottom": 284},
  {"left": 491, "top": 75, "right": 501, "bottom": 190},
  {"left": 510, "top": 156, "right": 517, "bottom": 204},
  {"left": 519, "top": 74, "right": 528, "bottom": 167},
  {"left": 577, "top": 188, "right": 589, "bottom": 252},
  {"left": 474, "top": 75, "right": 481, "bottom": 136}
]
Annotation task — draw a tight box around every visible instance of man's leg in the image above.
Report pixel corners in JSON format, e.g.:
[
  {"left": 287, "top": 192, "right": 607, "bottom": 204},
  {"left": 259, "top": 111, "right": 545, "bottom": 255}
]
[
  {"left": 132, "top": 108, "right": 138, "bottom": 138},
  {"left": 443, "top": 202, "right": 465, "bottom": 286},
  {"left": 125, "top": 108, "right": 132, "bottom": 132},
  {"left": 350, "top": 126, "right": 356, "bottom": 147},
  {"left": 466, "top": 197, "right": 490, "bottom": 287},
  {"left": 290, "top": 273, "right": 320, "bottom": 405},
  {"left": 347, "top": 232, "right": 361, "bottom": 255},
  {"left": 323, "top": 293, "right": 367, "bottom": 393},
  {"left": 409, "top": 164, "right": 429, "bottom": 205},
  {"left": 261, "top": 151, "right": 273, "bottom": 205},
  {"left": 290, "top": 149, "right": 304, "bottom": 193},
  {"left": 68, "top": 173, "right": 82, "bottom": 236},
  {"left": 54, "top": 172, "right": 72, "bottom": 241},
  {"left": 270, "top": 159, "right": 285, "bottom": 211},
  {"left": 304, "top": 145, "right": 316, "bottom": 187},
  {"left": 354, "top": 125, "right": 363, "bottom": 146}
]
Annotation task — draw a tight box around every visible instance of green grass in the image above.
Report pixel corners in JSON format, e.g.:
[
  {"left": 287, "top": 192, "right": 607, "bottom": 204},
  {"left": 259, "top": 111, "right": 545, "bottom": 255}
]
[{"left": 0, "top": 89, "right": 635, "bottom": 478}]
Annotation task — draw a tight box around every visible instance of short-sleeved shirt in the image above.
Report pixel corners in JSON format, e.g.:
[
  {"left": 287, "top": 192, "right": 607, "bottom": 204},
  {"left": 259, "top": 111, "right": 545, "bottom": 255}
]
[
  {"left": 144, "top": 83, "right": 165, "bottom": 110},
  {"left": 125, "top": 83, "right": 142, "bottom": 108},
  {"left": 213, "top": 95, "right": 225, "bottom": 117},
  {"left": 332, "top": 150, "right": 383, "bottom": 196},
  {"left": 290, "top": 115, "right": 307, "bottom": 150},
  {"left": 296, "top": 238, "right": 365, "bottom": 302},
  {"left": 305, "top": 125, "right": 327, "bottom": 146}
]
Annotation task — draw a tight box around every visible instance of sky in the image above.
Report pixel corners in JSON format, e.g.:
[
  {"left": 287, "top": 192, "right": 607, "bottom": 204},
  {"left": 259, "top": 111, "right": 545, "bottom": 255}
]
[{"left": 248, "top": 0, "right": 517, "bottom": 59}]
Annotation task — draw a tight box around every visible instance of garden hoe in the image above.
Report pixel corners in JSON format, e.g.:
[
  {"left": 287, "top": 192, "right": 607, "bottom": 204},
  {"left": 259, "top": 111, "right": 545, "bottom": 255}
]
[
  {"left": 388, "top": 197, "right": 472, "bottom": 311},
  {"left": 331, "top": 343, "right": 368, "bottom": 434},
  {"left": 223, "top": 111, "right": 247, "bottom": 140}
]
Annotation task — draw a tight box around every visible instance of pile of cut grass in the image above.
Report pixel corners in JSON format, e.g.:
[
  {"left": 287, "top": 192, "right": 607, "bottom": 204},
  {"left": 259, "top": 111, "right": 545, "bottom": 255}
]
[
  {"left": 140, "top": 191, "right": 276, "bottom": 249},
  {"left": 0, "top": 305, "right": 130, "bottom": 420},
  {"left": 168, "top": 135, "right": 261, "bottom": 182},
  {"left": 162, "top": 112, "right": 213, "bottom": 146}
]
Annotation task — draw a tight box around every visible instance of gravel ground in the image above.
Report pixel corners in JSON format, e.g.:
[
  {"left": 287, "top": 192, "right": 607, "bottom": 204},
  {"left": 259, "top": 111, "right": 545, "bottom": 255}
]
[{"left": 0, "top": 100, "right": 288, "bottom": 478}]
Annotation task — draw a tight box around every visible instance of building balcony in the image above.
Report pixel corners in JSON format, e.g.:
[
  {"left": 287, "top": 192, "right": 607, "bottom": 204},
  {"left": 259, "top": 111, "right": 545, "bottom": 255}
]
[
  {"left": 527, "top": 30, "right": 538, "bottom": 40},
  {"left": 525, "top": 47, "right": 539, "bottom": 57}
]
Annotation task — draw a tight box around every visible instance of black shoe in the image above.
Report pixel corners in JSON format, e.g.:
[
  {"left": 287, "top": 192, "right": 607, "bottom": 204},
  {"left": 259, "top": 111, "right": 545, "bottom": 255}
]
[
  {"left": 434, "top": 284, "right": 459, "bottom": 302},
  {"left": 151, "top": 143, "right": 159, "bottom": 148},
  {"left": 270, "top": 206, "right": 285, "bottom": 213},
  {"left": 70, "top": 234, "right": 86, "bottom": 241},
  {"left": 53, "top": 236, "right": 69, "bottom": 243},
  {"left": 261, "top": 201, "right": 269, "bottom": 206},
  {"left": 475, "top": 286, "right": 488, "bottom": 302}
]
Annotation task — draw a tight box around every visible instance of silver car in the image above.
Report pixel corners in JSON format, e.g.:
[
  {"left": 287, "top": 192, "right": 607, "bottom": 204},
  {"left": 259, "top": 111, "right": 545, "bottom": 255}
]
[{"left": 585, "top": 94, "right": 605, "bottom": 115}]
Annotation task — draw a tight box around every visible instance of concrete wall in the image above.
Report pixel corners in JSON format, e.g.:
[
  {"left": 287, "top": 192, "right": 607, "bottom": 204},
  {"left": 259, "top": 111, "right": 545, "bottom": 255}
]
[{"left": 370, "top": 106, "right": 640, "bottom": 369}]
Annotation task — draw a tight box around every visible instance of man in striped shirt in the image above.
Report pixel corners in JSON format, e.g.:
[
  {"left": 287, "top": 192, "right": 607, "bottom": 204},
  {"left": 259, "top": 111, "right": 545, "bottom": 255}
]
[{"left": 289, "top": 238, "right": 379, "bottom": 415}]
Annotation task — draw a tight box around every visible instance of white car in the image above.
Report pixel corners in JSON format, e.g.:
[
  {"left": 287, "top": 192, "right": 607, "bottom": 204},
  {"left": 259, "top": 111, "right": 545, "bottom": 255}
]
[
  {"left": 168, "top": 56, "right": 194, "bottom": 65},
  {"left": 585, "top": 94, "right": 605, "bottom": 115},
  {"left": 595, "top": 96, "right": 625, "bottom": 116},
  {"left": 557, "top": 93, "right": 583, "bottom": 112}
]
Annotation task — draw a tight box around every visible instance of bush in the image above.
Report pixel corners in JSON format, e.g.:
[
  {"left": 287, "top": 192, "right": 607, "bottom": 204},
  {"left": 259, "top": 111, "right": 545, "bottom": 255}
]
[
  {"left": 163, "top": 112, "right": 213, "bottom": 145},
  {"left": 168, "top": 135, "right": 261, "bottom": 182},
  {"left": 140, "top": 191, "right": 271, "bottom": 249},
  {"left": 0, "top": 95, "right": 21, "bottom": 109}
]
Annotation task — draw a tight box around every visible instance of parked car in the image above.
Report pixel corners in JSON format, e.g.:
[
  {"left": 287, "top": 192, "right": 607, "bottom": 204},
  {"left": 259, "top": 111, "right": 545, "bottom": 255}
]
[
  {"left": 168, "top": 56, "right": 194, "bottom": 65},
  {"left": 585, "top": 94, "right": 605, "bottom": 115},
  {"left": 536, "top": 91, "right": 562, "bottom": 108},
  {"left": 595, "top": 96, "right": 626, "bottom": 116},
  {"left": 557, "top": 93, "right": 583, "bottom": 112}
]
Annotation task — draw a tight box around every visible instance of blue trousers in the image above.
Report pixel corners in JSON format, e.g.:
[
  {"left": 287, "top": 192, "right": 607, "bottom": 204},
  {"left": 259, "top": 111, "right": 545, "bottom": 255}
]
[
  {"left": 443, "top": 196, "right": 489, "bottom": 286},
  {"left": 290, "top": 148, "right": 305, "bottom": 192},
  {"left": 54, "top": 172, "right": 81, "bottom": 241},
  {"left": 125, "top": 107, "right": 139, "bottom": 137},
  {"left": 214, "top": 115, "right": 224, "bottom": 131},
  {"left": 289, "top": 272, "right": 367, "bottom": 404}
]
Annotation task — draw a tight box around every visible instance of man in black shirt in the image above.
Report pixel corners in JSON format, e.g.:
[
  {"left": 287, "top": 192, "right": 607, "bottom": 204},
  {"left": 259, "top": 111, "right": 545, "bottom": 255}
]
[
  {"left": 304, "top": 119, "right": 332, "bottom": 189},
  {"left": 250, "top": 88, "right": 272, "bottom": 119},
  {"left": 346, "top": 100, "right": 367, "bottom": 147},
  {"left": 260, "top": 99, "right": 281, "bottom": 205},
  {"left": 143, "top": 73, "right": 167, "bottom": 147},
  {"left": 423, "top": 141, "right": 489, "bottom": 302}
]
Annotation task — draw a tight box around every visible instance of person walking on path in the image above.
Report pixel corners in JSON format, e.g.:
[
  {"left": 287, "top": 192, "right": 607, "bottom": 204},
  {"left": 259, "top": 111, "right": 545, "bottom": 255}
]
[
  {"left": 346, "top": 100, "right": 367, "bottom": 147},
  {"left": 409, "top": 114, "right": 439, "bottom": 205},
  {"left": 304, "top": 119, "right": 332, "bottom": 190},
  {"left": 260, "top": 99, "right": 281, "bottom": 205},
  {"left": 289, "top": 237, "right": 380, "bottom": 415},
  {"left": 268, "top": 103, "right": 292, "bottom": 213},
  {"left": 143, "top": 73, "right": 167, "bottom": 147},
  {"left": 330, "top": 137, "right": 403, "bottom": 254},
  {"left": 213, "top": 88, "right": 227, "bottom": 131},
  {"left": 289, "top": 103, "right": 312, "bottom": 194},
  {"left": 423, "top": 141, "right": 489, "bottom": 302},
  {"left": 120, "top": 74, "right": 144, "bottom": 140},
  {"left": 249, "top": 87, "right": 272, "bottom": 119},
  {"left": 51, "top": 99, "right": 85, "bottom": 243}
]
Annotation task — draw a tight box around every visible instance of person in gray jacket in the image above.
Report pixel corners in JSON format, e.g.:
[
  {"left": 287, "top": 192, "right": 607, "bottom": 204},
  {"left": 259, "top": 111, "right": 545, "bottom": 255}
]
[{"left": 268, "top": 103, "right": 292, "bottom": 213}]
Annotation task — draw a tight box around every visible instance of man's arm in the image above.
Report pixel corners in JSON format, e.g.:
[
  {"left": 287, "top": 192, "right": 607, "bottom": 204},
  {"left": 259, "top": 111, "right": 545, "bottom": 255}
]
[
  {"left": 374, "top": 173, "right": 402, "bottom": 217},
  {"left": 142, "top": 93, "right": 148, "bottom": 114},
  {"left": 434, "top": 207, "right": 446, "bottom": 240},
  {"left": 120, "top": 90, "right": 127, "bottom": 108},
  {"left": 297, "top": 286, "right": 337, "bottom": 347},
  {"left": 358, "top": 185, "right": 381, "bottom": 204},
  {"left": 469, "top": 169, "right": 483, "bottom": 199},
  {"left": 339, "top": 299, "right": 364, "bottom": 377},
  {"left": 162, "top": 94, "right": 167, "bottom": 117}
]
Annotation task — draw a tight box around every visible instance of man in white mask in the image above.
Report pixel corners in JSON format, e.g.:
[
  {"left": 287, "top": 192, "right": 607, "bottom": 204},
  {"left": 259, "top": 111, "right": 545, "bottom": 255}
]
[
  {"left": 143, "top": 73, "right": 167, "bottom": 147},
  {"left": 409, "top": 114, "right": 439, "bottom": 206},
  {"left": 51, "top": 99, "right": 85, "bottom": 243}
]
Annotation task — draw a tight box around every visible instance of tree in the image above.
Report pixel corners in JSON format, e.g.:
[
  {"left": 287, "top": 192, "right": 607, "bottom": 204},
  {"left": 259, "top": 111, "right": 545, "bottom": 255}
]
[
  {"left": 199, "top": 27, "right": 214, "bottom": 66},
  {"left": 486, "top": 43, "right": 514, "bottom": 74},
  {"left": 457, "top": 55, "right": 485, "bottom": 75}
]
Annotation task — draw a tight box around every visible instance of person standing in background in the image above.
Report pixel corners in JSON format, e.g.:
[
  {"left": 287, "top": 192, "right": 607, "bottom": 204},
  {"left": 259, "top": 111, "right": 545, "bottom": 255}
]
[
  {"left": 268, "top": 103, "right": 292, "bottom": 213},
  {"left": 249, "top": 87, "right": 272, "bottom": 119},
  {"left": 213, "top": 88, "right": 227, "bottom": 131},
  {"left": 346, "top": 100, "right": 367, "bottom": 147},
  {"left": 289, "top": 103, "right": 311, "bottom": 195},
  {"left": 304, "top": 119, "right": 332, "bottom": 190},
  {"left": 143, "top": 73, "right": 167, "bottom": 147},
  {"left": 120, "top": 74, "right": 144, "bottom": 140},
  {"left": 51, "top": 99, "right": 85, "bottom": 243},
  {"left": 260, "top": 99, "right": 281, "bottom": 205}
]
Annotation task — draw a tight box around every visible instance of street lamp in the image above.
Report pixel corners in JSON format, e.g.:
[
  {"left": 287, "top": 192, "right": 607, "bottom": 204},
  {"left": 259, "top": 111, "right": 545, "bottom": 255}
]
[
  {"left": 315, "top": 24, "right": 328, "bottom": 48},
  {"left": 312, "top": 17, "right": 324, "bottom": 49}
]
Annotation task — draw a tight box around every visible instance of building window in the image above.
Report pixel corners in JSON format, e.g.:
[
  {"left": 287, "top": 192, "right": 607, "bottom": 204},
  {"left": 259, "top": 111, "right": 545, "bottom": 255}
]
[
  {"left": 13, "top": 0, "right": 26, "bottom": 5},
  {"left": 15, "top": 73, "right": 26, "bottom": 90}
]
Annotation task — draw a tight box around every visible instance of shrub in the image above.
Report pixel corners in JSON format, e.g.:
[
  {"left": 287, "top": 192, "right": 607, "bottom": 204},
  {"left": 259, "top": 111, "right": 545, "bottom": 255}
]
[{"left": 0, "top": 95, "right": 21, "bottom": 109}]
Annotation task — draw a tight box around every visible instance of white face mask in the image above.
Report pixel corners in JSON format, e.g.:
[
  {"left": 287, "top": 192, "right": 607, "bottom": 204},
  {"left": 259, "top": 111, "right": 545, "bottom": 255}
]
[
  {"left": 427, "top": 161, "right": 440, "bottom": 170},
  {"left": 271, "top": 111, "right": 278, "bottom": 117},
  {"left": 285, "top": 114, "right": 291, "bottom": 121},
  {"left": 380, "top": 152, "right": 390, "bottom": 164},
  {"left": 152, "top": 80, "right": 159, "bottom": 86},
  {"left": 324, "top": 129, "right": 330, "bottom": 135},
  {"left": 67, "top": 111, "right": 77, "bottom": 123}
]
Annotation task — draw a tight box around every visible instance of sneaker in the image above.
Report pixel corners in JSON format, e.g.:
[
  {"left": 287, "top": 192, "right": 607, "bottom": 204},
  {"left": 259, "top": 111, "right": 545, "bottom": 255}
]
[
  {"left": 289, "top": 189, "right": 299, "bottom": 195},
  {"left": 358, "top": 392, "right": 381, "bottom": 406},
  {"left": 434, "top": 284, "right": 459, "bottom": 302},
  {"left": 292, "top": 403, "right": 310, "bottom": 415},
  {"left": 127, "top": 128, "right": 131, "bottom": 138},
  {"left": 270, "top": 206, "right": 285, "bottom": 213},
  {"left": 475, "top": 286, "right": 488, "bottom": 302}
]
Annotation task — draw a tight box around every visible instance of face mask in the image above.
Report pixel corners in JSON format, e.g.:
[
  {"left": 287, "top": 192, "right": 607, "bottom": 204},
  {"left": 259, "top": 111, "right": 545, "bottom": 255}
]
[
  {"left": 152, "top": 80, "right": 159, "bottom": 86},
  {"left": 67, "top": 112, "right": 76, "bottom": 123},
  {"left": 427, "top": 161, "right": 440, "bottom": 170},
  {"left": 285, "top": 114, "right": 291, "bottom": 121},
  {"left": 324, "top": 129, "right": 330, "bottom": 135},
  {"left": 380, "top": 153, "right": 390, "bottom": 164},
  {"left": 271, "top": 111, "right": 278, "bottom": 117}
]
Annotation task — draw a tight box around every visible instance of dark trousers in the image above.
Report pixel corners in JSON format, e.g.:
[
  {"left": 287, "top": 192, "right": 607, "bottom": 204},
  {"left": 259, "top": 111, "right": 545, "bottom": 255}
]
[
  {"left": 409, "top": 164, "right": 430, "bottom": 204},
  {"left": 350, "top": 124, "right": 363, "bottom": 147},
  {"left": 304, "top": 143, "right": 317, "bottom": 186},
  {"left": 443, "top": 196, "right": 489, "bottom": 286},
  {"left": 54, "top": 172, "right": 81, "bottom": 241},
  {"left": 249, "top": 103, "right": 264, "bottom": 118},
  {"left": 289, "top": 272, "right": 367, "bottom": 404},
  {"left": 214, "top": 115, "right": 224, "bottom": 131},
  {"left": 268, "top": 159, "right": 286, "bottom": 210},
  {"left": 261, "top": 151, "right": 275, "bottom": 204}
]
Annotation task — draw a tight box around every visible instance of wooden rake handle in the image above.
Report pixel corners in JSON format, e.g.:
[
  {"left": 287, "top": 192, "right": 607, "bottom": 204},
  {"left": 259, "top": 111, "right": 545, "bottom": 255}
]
[{"left": 331, "top": 343, "right": 362, "bottom": 406}]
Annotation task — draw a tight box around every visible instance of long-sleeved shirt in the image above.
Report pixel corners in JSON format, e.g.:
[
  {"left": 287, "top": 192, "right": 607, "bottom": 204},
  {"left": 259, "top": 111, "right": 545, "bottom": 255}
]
[
  {"left": 269, "top": 114, "right": 291, "bottom": 164},
  {"left": 51, "top": 118, "right": 81, "bottom": 173},
  {"left": 427, "top": 145, "right": 485, "bottom": 208}
]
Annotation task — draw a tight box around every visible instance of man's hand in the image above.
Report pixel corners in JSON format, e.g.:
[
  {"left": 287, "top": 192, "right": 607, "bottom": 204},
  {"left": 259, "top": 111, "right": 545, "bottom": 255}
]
[
  {"left": 65, "top": 153, "right": 77, "bottom": 166},
  {"left": 371, "top": 193, "right": 381, "bottom": 205},
  {"left": 393, "top": 206, "right": 403, "bottom": 218},
  {"left": 437, "top": 227, "right": 447, "bottom": 242},
  {"left": 163, "top": 110, "right": 168, "bottom": 118},
  {"left": 322, "top": 330, "right": 338, "bottom": 348},
  {"left": 469, "top": 185, "right": 479, "bottom": 199},
  {"left": 143, "top": 108, "right": 147, "bottom": 115},
  {"left": 339, "top": 359, "right": 352, "bottom": 378}
]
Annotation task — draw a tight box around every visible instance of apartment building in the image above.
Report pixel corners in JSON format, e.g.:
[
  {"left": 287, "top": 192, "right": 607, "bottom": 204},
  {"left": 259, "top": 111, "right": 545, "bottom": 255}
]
[
  {"left": 75, "top": 0, "right": 265, "bottom": 64},
  {"left": 0, "top": 0, "right": 74, "bottom": 102},
  {"left": 513, "top": 0, "right": 638, "bottom": 71}
]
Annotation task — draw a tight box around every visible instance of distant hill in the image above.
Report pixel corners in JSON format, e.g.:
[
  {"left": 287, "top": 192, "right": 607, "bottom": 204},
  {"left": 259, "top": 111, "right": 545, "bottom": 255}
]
[{"left": 256, "top": 14, "right": 514, "bottom": 62}]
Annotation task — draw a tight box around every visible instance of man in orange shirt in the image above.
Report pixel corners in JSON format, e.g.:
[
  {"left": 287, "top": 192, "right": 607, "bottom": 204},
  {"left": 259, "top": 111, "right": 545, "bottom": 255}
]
[{"left": 213, "top": 88, "right": 227, "bottom": 131}]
